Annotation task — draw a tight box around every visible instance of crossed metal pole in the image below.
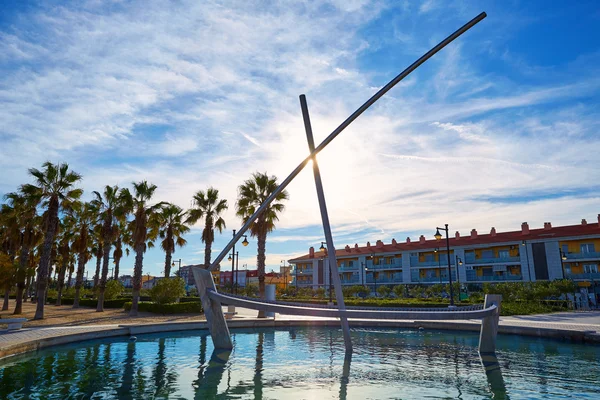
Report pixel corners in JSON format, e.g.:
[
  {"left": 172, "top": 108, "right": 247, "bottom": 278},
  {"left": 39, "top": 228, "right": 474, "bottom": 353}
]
[{"left": 209, "top": 12, "right": 487, "bottom": 352}]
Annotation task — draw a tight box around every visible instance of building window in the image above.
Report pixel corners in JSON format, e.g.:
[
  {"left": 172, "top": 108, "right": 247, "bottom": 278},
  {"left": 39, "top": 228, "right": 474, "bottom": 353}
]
[
  {"left": 482, "top": 250, "right": 493, "bottom": 258},
  {"left": 580, "top": 244, "right": 596, "bottom": 253},
  {"left": 561, "top": 244, "right": 569, "bottom": 254},
  {"left": 498, "top": 250, "right": 509, "bottom": 258},
  {"left": 583, "top": 264, "right": 598, "bottom": 274}
]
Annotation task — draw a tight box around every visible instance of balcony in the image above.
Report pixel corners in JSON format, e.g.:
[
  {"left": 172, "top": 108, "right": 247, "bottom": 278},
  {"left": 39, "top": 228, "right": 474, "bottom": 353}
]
[
  {"left": 566, "top": 272, "right": 600, "bottom": 280},
  {"left": 365, "top": 260, "right": 402, "bottom": 270},
  {"left": 410, "top": 257, "right": 454, "bottom": 268},
  {"left": 338, "top": 264, "right": 359, "bottom": 271},
  {"left": 366, "top": 273, "right": 403, "bottom": 284},
  {"left": 564, "top": 252, "right": 600, "bottom": 261},
  {"left": 292, "top": 278, "right": 313, "bottom": 286},
  {"left": 464, "top": 256, "right": 520, "bottom": 265},
  {"left": 465, "top": 272, "right": 522, "bottom": 282},
  {"left": 410, "top": 272, "right": 456, "bottom": 283},
  {"left": 294, "top": 268, "right": 313, "bottom": 275},
  {"left": 340, "top": 276, "right": 361, "bottom": 284}
]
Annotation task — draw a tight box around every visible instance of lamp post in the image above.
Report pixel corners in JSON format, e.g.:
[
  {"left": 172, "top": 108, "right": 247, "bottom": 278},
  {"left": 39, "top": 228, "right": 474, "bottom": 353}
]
[
  {"left": 281, "top": 260, "right": 288, "bottom": 291},
  {"left": 559, "top": 249, "right": 567, "bottom": 279},
  {"left": 171, "top": 259, "right": 182, "bottom": 277},
  {"left": 435, "top": 248, "right": 442, "bottom": 284},
  {"left": 435, "top": 224, "right": 454, "bottom": 307},
  {"left": 361, "top": 262, "right": 365, "bottom": 286},
  {"left": 455, "top": 256, "right": 463, "bottom": 302},
  {"left": 228, "top": 230, "right": 248, "bottom": 294}
]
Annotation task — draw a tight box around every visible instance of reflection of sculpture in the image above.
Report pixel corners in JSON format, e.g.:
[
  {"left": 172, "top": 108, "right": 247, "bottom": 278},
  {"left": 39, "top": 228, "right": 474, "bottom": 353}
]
[
  {"left": 480, "top": 353, "right": 509, "bottom": 400},
  {"left": 193, "top": 11, "right": 490, "bottom": 354}
]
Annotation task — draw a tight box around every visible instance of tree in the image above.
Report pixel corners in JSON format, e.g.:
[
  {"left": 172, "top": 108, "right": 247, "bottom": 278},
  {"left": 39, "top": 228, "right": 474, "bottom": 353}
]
[
  {"left": 186, "top": 188, "right": 227, "bottom": 269},
  {"left": 70, "top": 201, "right": 96, "bottom": 308},
  {"left": 112, "top": 219, "right": 130, "bottom": 280},
  {"left": 3, "top": 191, "right": 42, "bottom": 314},
  {"left": 149, "top": 277, "right": 185, "bottom": 304},
  {"left": 153, "top": 203, "right": 189, "bottom": 277},
  {"left": 55, "top": 219, "right": 75, "bottom": 306},
  {"left": 120, "top": 181, "right": 162, "bottom": 316},
  {"left": 21, "top": 162, "right": 82, "bottom": 319},
  {"left": 236, "top": 172, "right": 288, "bottom": 317},
  {"left": 91, "top": 185, "right": 128, "bottom": 312}
]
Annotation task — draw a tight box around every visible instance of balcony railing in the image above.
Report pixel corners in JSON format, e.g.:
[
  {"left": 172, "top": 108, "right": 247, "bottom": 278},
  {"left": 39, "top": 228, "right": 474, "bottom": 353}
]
[
  {"left": 465, "top": 272, "right": 522, "bottom": 282},
  {"left": 292, "top": 278, "right": 313, "bottom": 285},
  {"left": 564, "top": 252, "right": 600, "bottom": 260},
  {"left": 464, "top": 256, "right": 520, "bottom": 264},
  {"left": 410, "top": 272, "right": 456, "bottom": 283},
  {"left": 294, "top": 268, "right": 313, "bottom": 275},
  {"left": 410, "top": 257, "right": 454, "bottom": 268},
  {"left": 366, "top": 273, "right": 403, "bottom": 284},
  {"left": 338, "top": 264, "right": 359, "bottom": 271},
  {"left": 340, "top": 276, "right": 361, "bottom": 284},
  {"left": 365, "top": 261, "right": 402, "bottom": 270},
  {"left": 566, "top": 272, "right": 600, "bottom": 280}
]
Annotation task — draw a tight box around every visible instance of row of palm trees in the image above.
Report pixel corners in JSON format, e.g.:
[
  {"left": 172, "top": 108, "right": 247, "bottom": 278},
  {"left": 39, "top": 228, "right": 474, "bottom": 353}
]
[{"left": 0, "top": 161, "right": 288, "bottom": 320}]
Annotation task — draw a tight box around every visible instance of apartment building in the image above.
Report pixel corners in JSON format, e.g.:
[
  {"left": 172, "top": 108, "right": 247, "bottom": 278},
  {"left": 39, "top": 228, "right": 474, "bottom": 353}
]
[{"left": 288, "top": 217, "right": 600, "bottom": 294}]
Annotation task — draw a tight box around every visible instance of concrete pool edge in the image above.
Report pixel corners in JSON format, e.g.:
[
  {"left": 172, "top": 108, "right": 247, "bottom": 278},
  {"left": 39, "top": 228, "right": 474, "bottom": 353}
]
[{"left": 1, "top": 318, "right": 599, "bottom": 361}]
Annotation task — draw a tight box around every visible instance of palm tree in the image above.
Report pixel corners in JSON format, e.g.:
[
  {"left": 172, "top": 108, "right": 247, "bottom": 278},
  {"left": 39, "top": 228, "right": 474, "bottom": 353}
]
[
  {"left": 91, "top": 185, "right": 128, "bottom": 312},
  {"left": 153, "top": 204, "right": 189, "bottom": 277},
  {"left": 3, "top": 192, "right": 41, "bottom": 314},
  {"left": 55, "top": 221, "right": 74, "bottom": 306},
  {"left": 0, "top": 204, "right": 19, "bottom": 311},
  {"left": 186, "top": 188, "right": 228, "bottom": 269},
  {"left": 236, "top": 173, "right": 288, "bottom": 317},
  {"left": 70, "top": 201, "right": 96, "bottom": 308},
  {"left": 22, "top": 162, "right": 82, "bottom": 320},
  {"left": 112, "top": 219, "right": 130, "bottom": 280},
  {"left": 120, "top": 181, "right": 162, "bottom": 316}
]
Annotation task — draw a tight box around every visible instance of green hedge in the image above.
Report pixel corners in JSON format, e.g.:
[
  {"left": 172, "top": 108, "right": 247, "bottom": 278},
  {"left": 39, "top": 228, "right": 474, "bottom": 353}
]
[
  {"left": 180, "top": 297, "right": 201, "bottom": 303},
  {"left": 278, "top": 298, "right": 470, "bottom": 308},
  {"left": 46, "top": 297, "right": 130, "bottom": 308},
  {"left": 123, "top": 301, "right": 202, "bottom": 314}
]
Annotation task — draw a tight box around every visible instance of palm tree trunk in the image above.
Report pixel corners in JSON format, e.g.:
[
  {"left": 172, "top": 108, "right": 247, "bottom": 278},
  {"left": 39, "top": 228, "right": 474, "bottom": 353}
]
[
  {"left": 130, "top": 244, "right": 144, "bottom": 316},
  {"left": 34, "top": 197, "right": 59, "bottom": 320},
  {"left": 204, "top": 220, "right": 212, "bottom": 269},
  {"left": 56, "top": 260, "right": 67, "bottom": 306},
  {"left": 73, "top": 252, "right": 86, "bottom": 308},
  {"left": 2, "top": 285, "right": 9, "bottom": 311},
  {"left": 66, "top": 265, "right": 74, "bottom": 289},
  {"left": 13, "top": 246, "right": 30, "bottom": 315},
  {"left": 93, "top": 244, "right": 102, "bottom": 288},
  {"left": 164, "top": 248, "right": 172, "bottom": 278},
  {"left": 24, "top": 273, "right": 32, "bottom": 302},
  {"left": 256, "top": 227, "right": 267, "bottom": 318},
  {"left": 97, "top": 223, "right": 112, "bottom": 312}
]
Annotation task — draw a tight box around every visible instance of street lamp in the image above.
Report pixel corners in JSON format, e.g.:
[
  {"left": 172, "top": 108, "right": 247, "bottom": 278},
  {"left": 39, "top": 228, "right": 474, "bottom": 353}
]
[
  {"left": 171, "top": 259, "right": 182, "bottom": 277},
  {"left": 320, "top": 241, "right": 326, "bottom": 251},
  {"left": 559, "top": 248, "right": 567, "bottom": 279},
  {"left": 455, "top": 256, "right": 463, "bottom": 302},
  {"left": 435, "top": 248, "right": 442, "bottom": 284},
  {"left": 281, "top": 260, "right": 288, "bottom": 291},
  {"left": 228, "top": 230, "right": 248, "bottom": 294},
  {"left": 435, "top": 224, "right": 455, "bottom": 306}
]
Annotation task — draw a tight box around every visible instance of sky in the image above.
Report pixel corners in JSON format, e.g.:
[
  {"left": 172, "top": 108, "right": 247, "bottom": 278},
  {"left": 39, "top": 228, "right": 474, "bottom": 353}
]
[{"left": 1, "top": 0, "right": 599, "bottom": 278}]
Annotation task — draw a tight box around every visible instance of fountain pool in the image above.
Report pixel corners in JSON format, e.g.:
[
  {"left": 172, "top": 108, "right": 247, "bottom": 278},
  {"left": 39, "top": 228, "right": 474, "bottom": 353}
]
[{"left": 0, "top": 327, "right": 598, "bottom": 399}]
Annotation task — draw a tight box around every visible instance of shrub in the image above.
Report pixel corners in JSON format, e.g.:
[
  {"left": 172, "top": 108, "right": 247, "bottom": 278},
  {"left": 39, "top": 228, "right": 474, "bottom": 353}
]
[
  {"left": 180, "top": 296, "right": 201, "bottom": 303},
  {"left": 376, "top": 286, "right": 391, "bottom": 298},
  {"left": 392, "top": 285, "right": 406, "bottom": 298},
  {"left": 315, "top": 288, "right": 326, "bottom": 299},
  {"left": 242, "top": 284, "right": 259, "bottom": 297},
  {"left": 188, "top": 287, "right": 199, "bottom": 297},
  {"left": 123, "top": 301, "right": 202, "bottom": 314},
  {"left": 149, "top": 277, "right": 186, "bottom": 304},
  {"left": 105, "top": 279, "right": 124, "bottom": 300}
]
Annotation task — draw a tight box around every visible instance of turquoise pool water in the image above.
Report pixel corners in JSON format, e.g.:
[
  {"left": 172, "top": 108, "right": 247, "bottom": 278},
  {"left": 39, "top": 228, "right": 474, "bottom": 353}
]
[{"left": 0, "top": 327, "right": 599, "bottom": 399}]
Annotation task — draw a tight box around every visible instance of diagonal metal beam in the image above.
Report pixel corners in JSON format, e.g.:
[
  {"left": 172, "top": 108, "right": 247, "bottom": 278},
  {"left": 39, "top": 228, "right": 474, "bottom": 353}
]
[
  {"left": 300, "top": 94, "right": 352, "bottom": 352},
  {"left": 209, "top": 12, "right": 487, "bottom": 271}
]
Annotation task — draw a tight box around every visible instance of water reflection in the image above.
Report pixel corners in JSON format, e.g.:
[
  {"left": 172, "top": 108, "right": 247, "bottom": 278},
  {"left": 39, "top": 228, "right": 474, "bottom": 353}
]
[
  {"left": 1, "top": 327, "right": 599, "bottom": 399},
  {"left": 480, "top": 352, "right": 509, "bottom": 400}
]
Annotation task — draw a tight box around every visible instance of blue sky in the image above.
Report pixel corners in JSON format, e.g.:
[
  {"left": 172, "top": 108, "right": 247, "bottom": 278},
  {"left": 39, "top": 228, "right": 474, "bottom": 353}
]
[{"left": 1, "top": 0, "right": 599, "bottom": 278}]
